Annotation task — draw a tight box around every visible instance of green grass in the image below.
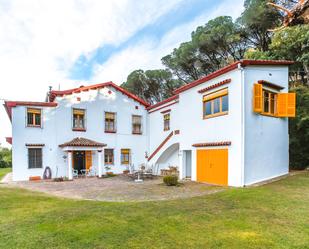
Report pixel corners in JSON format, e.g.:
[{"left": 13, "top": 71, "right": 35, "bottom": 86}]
[
  {"left": 0, "top": 167, "right": 11, "bottom": 180},
  {"left": 0, "top": 172, "right": 309, "bottom": 249}
]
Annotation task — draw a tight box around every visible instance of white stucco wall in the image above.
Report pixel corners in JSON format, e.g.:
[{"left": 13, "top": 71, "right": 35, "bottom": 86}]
[
  {"left": 147, "top": 99, "right": 180, "bottom": 168},
  {"left": 11, "top": 86, "right": 148, "bottom": 181},
  {"left": 177, "top": 69, "right": 243, "bottom": 186},
  {"left": 243, "top": 66, "right": 289, "bottom": 185}
]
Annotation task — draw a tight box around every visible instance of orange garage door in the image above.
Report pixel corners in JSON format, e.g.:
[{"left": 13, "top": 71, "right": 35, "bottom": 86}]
[{"left": 197, "top": 149, "right": 228, "bottom": 186}]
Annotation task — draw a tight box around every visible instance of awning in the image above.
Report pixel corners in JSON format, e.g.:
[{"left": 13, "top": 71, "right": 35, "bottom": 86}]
[{"left": 59, "top": 137, "right": 106, "bottom": 148}]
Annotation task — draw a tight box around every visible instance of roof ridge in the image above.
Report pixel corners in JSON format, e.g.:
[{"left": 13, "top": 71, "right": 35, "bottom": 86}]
[{"left": 49, "top": 81, "right": 150, "bottom": 107}]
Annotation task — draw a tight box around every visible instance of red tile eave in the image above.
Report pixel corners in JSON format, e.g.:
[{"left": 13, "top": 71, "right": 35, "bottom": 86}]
[
  {"left": 146, "top": 95, "right": 179, "bottom": 110},
  {"left": 173, "top": 60, "right": 294, "bottom": 95},
  {"left": 6, "top": 137, "right": 12, "bottom": 145},
  {"left": 3, "top": 101, "right": 57, "bottom": 122},
  {"left": 49, "top": 81, "right": 150, "bottom": 107}
]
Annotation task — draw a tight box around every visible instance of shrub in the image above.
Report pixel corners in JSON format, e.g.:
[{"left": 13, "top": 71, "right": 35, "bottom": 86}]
[
  {"left": 163, "top": 175, "right": 178, "bottom": 186},
  {"left": 0, "top": 147, "right": 12, "bottom": 168},
  {"left": 289, "top": 85, "right": 309, "bottom": 170}
]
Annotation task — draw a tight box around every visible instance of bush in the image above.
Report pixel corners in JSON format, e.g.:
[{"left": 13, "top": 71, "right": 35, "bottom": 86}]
[
  {"left": 289, "top": 85, "right": 309, "bottom": 170},
  {"left": 163, "top": 175, "right": 178, "bottom": 186},
  {"left": 0, "top": 147, "right": 12, "bottom": 168}
]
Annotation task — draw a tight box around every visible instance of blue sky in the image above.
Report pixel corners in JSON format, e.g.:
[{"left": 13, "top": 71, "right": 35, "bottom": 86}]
[
  {"left": 69, "top": 0, "right": 244, "bottom": 82},
  {"left": 0, "top": 0, "right": 244, "bottom": 146}
]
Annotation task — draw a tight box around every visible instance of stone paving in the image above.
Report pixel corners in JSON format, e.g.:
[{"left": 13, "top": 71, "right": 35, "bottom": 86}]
[{"left": 1, "top": 175, "right": 225, "bottom": 202}]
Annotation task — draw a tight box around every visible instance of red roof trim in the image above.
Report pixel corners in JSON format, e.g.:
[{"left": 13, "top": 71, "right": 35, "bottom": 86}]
[
  {"left": 257, "top": 80, "right": 284, "bottom": 90},
  {"left": 147, "top": 131, "right": 174, "bottom": 161},
  {"left": 174, "top": 60, "right": 294, "bottom": 95},
  {"left": 147, "top": 95, "right": 179, "bottom": 110},
  {"left": 5, "top": 137, "right": 12, "bottom": 145},
  {"left": 198, "top": 79, "right": 231, "bottom": 94},
  {"left": 160, "top": 109, "right": 171, "bottom": 114},
  {"left": 3, "top": 101, "right": 57, "bottom": 121},
  {"left": 50, "top": 81, "right": 150, "bottom": 107},
  {"left": 148, "top": 101, "right": 178, "bottom": 114},
  {"left": 192, "top": 141, "right": 232, "bottom": 147}
]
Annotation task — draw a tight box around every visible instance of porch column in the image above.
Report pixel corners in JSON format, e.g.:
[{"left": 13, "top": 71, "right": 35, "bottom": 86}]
[
  {"left": 68, "top": 151, "right": 73, "bottom": 180},
  {"left": 98, "top": 150, "right": 102, "bottom": 177}
]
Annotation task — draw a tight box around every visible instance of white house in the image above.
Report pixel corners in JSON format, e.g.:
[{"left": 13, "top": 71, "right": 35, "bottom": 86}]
[{"left": 4, "top": 60, "right": 296, "bottom": 186}]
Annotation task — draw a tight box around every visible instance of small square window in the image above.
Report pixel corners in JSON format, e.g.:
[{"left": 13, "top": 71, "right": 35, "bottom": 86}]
[
  {"left": 121, "top": 149, "right": 130, "bottom": 165},
  {"left": 73, "top": 108, "right": 86, "bottom": 130},
  {"left": 27, "top": 108, "right": 41, "bottom": 127},
  {"left": 104, "top": 149, "right": 114, "bottom": 165},
  {"left": 105, "top": 112, "right": 116, "bottom": 132},
  {"left": 132, "top": 115, "right": 142, "bottom": 134},
  {"left": 163, "top": 113, "right": 170, "bottom": 131}
]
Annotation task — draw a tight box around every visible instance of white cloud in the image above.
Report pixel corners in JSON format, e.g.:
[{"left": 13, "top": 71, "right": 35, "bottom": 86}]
[
  {"left": 91, "top": 0, "right": 244, "bottom": 84},
  {"left": 0, "top": 0, "right": 186, "bottom": 146}
]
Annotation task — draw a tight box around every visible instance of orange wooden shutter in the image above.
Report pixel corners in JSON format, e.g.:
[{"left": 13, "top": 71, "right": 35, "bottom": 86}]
[
  {"left": 277, "top": 93, "right": 296, "bottom": 117},
  {"left": 287, "top": 93, "right": 296, "bottom": 117},
  {"left": 253, "top": 83, "right": 263, "bottom": 113},
  {"left": 85, "top": 151, "right": 92, "bottom": 169}
]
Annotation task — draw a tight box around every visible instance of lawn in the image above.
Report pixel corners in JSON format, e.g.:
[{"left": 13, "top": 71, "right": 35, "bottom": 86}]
[
  {"left": 0, "top": 172, "right": 308, "bottom": 249},
  {"left": 0, "top": 167, "right": 11, "bottom": 180}
]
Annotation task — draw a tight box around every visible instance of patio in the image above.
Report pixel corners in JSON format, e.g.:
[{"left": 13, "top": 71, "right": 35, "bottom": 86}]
[{"left": 4, "top": 175, "right": 225, "bottom": 202}]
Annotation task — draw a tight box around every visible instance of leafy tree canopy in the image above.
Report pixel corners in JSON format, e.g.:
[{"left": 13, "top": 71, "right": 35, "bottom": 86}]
[{"left": 121, "top": 69, "right": 183, "bottom": 104}]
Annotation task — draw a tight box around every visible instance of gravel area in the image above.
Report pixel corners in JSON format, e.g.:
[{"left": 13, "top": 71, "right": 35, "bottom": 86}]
[{"left": 2, "top": 175, "right": 225, "bottom": 202}]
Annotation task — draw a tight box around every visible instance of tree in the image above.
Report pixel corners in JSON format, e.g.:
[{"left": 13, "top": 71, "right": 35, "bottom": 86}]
[
  {"left": 121, "top": 69, "right": 183, "bottom": 104},
  {"left": 192, "top": 16, "right": 248, "bottom": 67},
  {"left": 270, "top": 25, "right": 309, "bottom": 85},
  {"left": 289, "top": 85, "right": 309, "bottom": 169},
  {"left": 238, "top": 0, "right": 282, "bottom": 51},
  {"left": 0, "top": 147, "right": 12, "bottom": 168},
  {"left": 162, "top": 42, "right": 201, "bottom": 83},
  {"left": 245, "top": 25, "right": 309, "bottom": 85},
  {"left": 162, "top": 16, "right": 249, "bottom": 83}
]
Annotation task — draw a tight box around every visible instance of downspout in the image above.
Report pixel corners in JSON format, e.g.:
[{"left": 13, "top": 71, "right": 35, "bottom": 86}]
[{"left": 239, "top": 63, "right": 245, "bottom": 187}]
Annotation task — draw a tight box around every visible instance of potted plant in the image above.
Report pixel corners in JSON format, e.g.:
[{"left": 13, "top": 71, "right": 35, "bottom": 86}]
[
  {"left": 105, "top": 165, "right": 114, "bottom": 176},
  {"left": 123, "top": 165, "right": 130, "bottom": 175}
]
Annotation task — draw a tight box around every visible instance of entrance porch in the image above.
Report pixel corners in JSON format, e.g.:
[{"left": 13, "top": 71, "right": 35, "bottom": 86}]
[{"left": 59, "top": 137, "right": 106, "bottom": 180}]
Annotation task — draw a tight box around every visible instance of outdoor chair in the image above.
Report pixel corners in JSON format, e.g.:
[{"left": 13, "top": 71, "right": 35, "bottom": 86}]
[
  {"left": 87, "top": 167, "right": 96, "bottom": 177},
  {"left": 72, "top": 169, "right": 79, "bottom": 178}
]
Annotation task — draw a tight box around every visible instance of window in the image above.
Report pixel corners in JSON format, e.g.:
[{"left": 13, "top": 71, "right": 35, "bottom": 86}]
[
  {"left": 262, "top": 89, "right": 277, "bottom": 116},
  {"left": 105, "top": 112, "right": 116, "bottom": 132},
  {"left": 27, "top": 108, "right": 41, "bottom": 127},
  {"left": 253, "top": 83, "right": 296, "bottom": 118},
  {"left": 121, "top": 149, "right": 130, "bottom": 165},
  {"left": 203, "top": 89, "right": 228, "bottom": 118},
  {"left": 163, "top": 113, "right": 170, "bottom": 131},
  {"left": 73, "top": 108, "right": 85, "bottom": 130},
  {"left": 104, "top": 149, "right": 114, "bottom": 165},
  {"left": 132, "top": 115, "right": 142, "bottom": 134},
  {"left": 28, "top": 148, "right": 42, "bottom": 168}
]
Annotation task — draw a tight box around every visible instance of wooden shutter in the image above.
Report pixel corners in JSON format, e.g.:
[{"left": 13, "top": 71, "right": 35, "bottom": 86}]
[
  {"left": 203, "top": 88, "right": 228, "bottom": 101},
  {"left": 277, "top": 93, "right": 296, "bottom": 117},
  {"left": 85, "top": 151, "right": 92, "bottom": 169},
  {"left": 253, "top": 83, "right": 263, "bottom": 113},
  {"left": 73, "top": 109, "right": 85, "bottom": 115}
]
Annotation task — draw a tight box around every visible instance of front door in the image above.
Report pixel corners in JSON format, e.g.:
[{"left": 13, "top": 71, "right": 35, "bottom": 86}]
[{"left": 73, "top": 151, "right": 85, "bottom": 174}]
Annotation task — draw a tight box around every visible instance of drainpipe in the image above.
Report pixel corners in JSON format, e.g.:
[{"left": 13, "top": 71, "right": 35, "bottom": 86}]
[{"left": 239, "top": 63, "right": 245, "bottom": 187}]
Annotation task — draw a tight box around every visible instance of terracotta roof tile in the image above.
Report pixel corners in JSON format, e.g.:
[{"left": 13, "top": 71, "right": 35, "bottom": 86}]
[{"left": 59, "top": 137, "right": 106, "bottom": 148}]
